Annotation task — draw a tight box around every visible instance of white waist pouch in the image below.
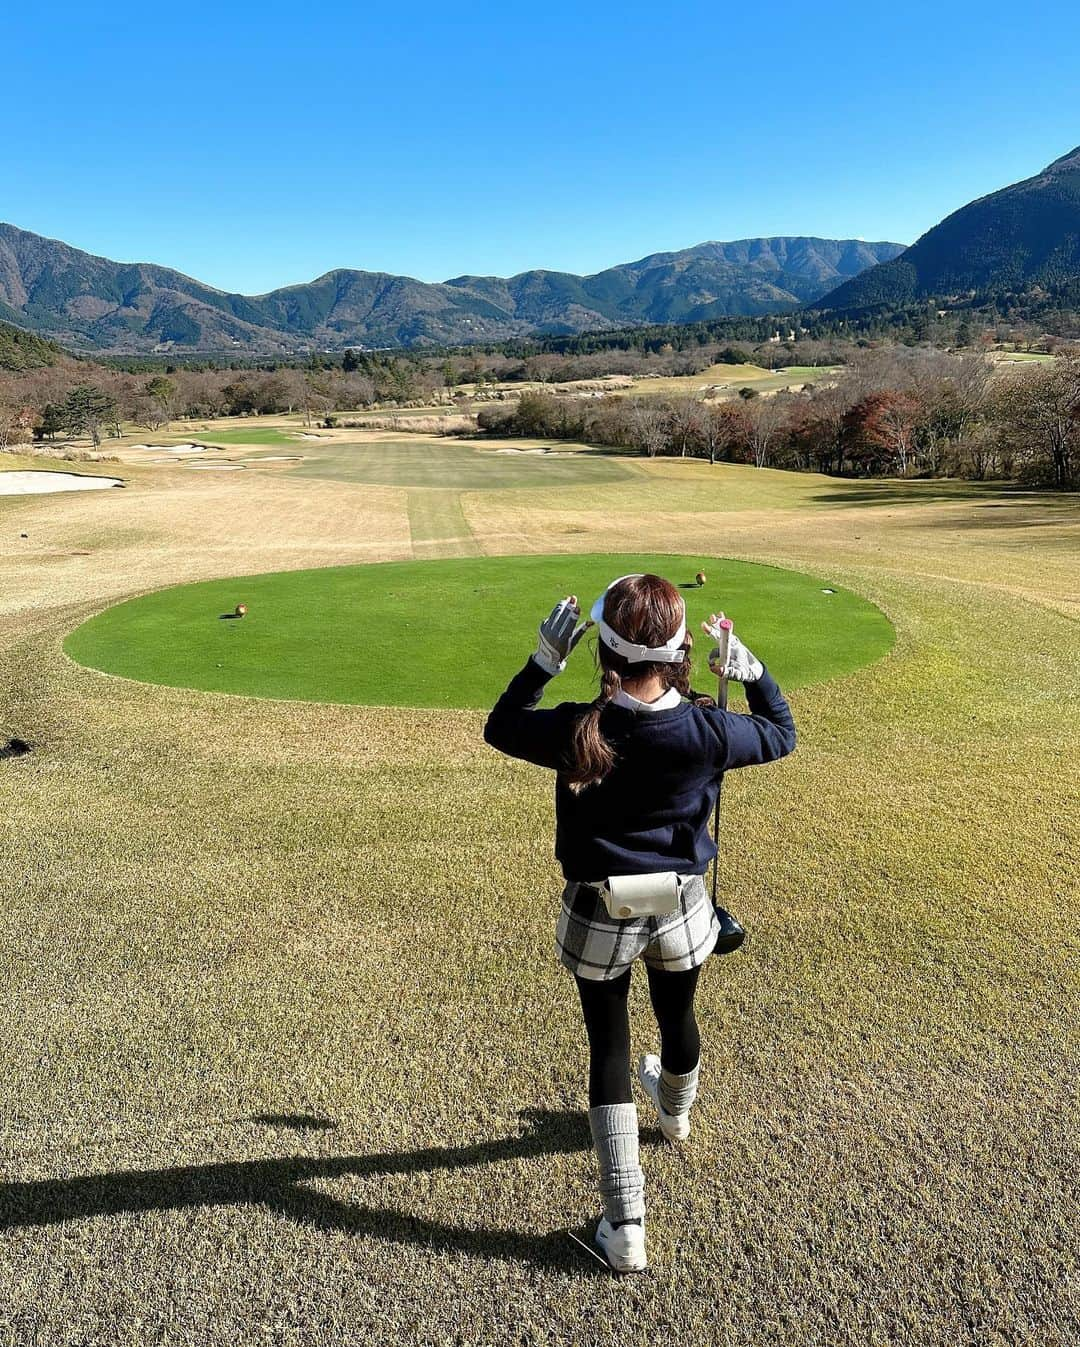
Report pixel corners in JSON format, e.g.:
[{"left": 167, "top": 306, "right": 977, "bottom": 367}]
[{"left": 602, "top": 872, "right": 682, "bottom": 920}]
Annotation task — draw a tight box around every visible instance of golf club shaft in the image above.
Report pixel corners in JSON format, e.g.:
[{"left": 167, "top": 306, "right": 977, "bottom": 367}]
[{"left": 710, "top": 623, "right": 732, "bottom": 903}]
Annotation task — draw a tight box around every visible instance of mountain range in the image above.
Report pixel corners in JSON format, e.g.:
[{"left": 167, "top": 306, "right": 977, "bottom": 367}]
[
  {"left": 0, "top": 225, "right": 903, "bottom": 353},
  {"left": 817, "top": 145, "right": 1080, "bottom": 311},
  {"left": 5, "top": 144, "right": 1079, "bottom": 353}
]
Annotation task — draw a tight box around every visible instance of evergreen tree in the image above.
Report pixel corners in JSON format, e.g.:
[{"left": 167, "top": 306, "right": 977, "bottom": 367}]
[{"left": 61, "top": 385, "right": 118, "bottom": 445}]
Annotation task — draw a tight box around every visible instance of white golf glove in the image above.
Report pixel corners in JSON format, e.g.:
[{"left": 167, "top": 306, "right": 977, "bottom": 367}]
[
  {"left": 534, "top": 596, "right": 591, "bottom": 675},
  {"left": 702, "top": 612, "right": 764, "bottom": 683}
]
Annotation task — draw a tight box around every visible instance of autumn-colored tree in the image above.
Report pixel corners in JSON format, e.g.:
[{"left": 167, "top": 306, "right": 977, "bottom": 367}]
[{"left": 841, "top": 391, "right": 921, "bottom": 475}]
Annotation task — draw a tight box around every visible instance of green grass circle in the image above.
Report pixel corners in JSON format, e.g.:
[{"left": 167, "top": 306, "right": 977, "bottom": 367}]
[{"left": 65, "top": 554, "right": 894, "bottom": 709}]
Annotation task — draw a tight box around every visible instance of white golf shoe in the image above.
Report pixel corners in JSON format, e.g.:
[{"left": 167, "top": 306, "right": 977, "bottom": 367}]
[
  {"left": 594, "top": 1216, "right": 647, "bottom": 1273},
  {"left": 637, "top": 1054, "right": 691, "bottom": 1142}
]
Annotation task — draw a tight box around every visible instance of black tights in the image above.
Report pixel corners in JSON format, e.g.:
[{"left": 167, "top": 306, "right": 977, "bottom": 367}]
[{"left": 574, "top": 963, "right": 702, "bottom": 1107}]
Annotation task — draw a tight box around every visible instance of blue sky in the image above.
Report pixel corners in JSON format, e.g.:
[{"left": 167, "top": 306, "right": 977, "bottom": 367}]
[{"left": 7, "top": 1, "right": 1079, "bottom": 294}]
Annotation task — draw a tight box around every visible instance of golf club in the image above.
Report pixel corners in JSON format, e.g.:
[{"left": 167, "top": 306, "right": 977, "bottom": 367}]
[{"left": 710, "top": 618, "right": 747, "bottom": 956}]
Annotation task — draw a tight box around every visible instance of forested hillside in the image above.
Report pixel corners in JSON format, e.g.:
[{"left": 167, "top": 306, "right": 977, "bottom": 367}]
[
  {"left": 819, "top": 146, "right": 1080, "bottom": 311},
  {"left": 0, "top": 320, "right": 62, "bottom": 371},
  {"left": 0, "top": 224, "right": 902, "bottom": 353}
]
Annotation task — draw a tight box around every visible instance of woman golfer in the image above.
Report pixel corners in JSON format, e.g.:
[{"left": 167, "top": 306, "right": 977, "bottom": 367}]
[{"left": 484, "top": 572, "right": 795, "bottom": 1272}]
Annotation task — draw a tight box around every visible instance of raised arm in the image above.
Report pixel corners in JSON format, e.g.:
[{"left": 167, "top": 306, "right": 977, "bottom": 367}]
[
  {"left": 701, "top": 612, "right": 796, "bottom": 770},
  {"left": 483, "top": 658, "right": 574, "bottom": 769},
  {"left": 705, "top": 666, "right": 796, "bottom": 769},
  {"left": 483, "top": 595, "right": 591, "bottom": 771}
]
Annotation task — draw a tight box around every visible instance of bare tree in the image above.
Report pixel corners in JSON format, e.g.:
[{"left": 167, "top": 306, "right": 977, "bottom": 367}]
[
  {"left": 995, "top": 352, "right": 1080, "bottom": 488},
  {"left": 742, "top": 394, "right": 788, "bottom": 469},
  {"left": 667, "top": 397, "right": 704, "bottom": 457},
  {"left": 629, "top": 402, "right": 670, "bottom": 457},
  {"left": 132, "top": 395, "right": 169, "bottom": 431},
  {"left": 700, "top": 402, "right": 748, "bottom": 465},
  {"left": 299, "top": 372, "right": 333, "bottom": 427},
  {"left": 0, "top": 399, "right": 33, "bottom": 452},
  {"left": 339, "top": 372, "right": 377, "bottom": 410}
]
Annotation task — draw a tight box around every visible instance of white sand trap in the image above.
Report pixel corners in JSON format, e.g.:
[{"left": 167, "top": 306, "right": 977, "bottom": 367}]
[
  {"left": 243, "top": 455, "right": 303, "bottom": 462},
  {"left": 130, "top": 442, "right": 216, "bottom": 454},
  {"left": 491, "top": 447, "right": 572, "bottom": 458},
  {"left": 299, "top": 433, "right": 325, "bottom": 440},
  {"left": 128, "top": 443, "right": 216, "bottom": 455},
  {"left": 0, "top": 471, "right": 124, "bottom": 495}
]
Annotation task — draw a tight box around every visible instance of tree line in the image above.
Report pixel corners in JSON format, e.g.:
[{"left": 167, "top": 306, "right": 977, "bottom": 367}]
[
  {"left": 2, "top": 334, "right": 1076, "bottom": 488},
  {"left": 0, "top": 338, "right": 840, "bottom": 448},
  {"left": 477, "top": 348, "right": 1080, "bottom": 489}
]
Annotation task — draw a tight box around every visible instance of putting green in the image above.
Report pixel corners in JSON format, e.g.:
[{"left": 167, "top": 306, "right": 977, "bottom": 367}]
[
  {"left": 190, "top": 428, "right": 301, "bottom": 447},
  {"left": 64, "top": 555, "right": 894, "bottom": 709}
]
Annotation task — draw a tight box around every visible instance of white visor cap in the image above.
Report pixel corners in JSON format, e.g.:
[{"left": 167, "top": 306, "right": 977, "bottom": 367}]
[{"left": 589, "top": 574, "right": 687, "bottom": 664}]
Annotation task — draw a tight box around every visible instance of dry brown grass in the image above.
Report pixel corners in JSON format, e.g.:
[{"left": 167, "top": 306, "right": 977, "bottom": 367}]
[
  {"left": 1, "top": 443, "right": 1078, "bottom": 1346},
  {"left": 0, "top": 463, "right": 411, "bottom": 619}
]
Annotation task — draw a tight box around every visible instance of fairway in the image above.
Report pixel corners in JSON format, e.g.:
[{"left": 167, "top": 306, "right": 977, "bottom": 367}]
[
  {"left": 64, "top": 554, "right": 894, "bottom": 708},
  {"left": 626, "top": 363, "right": 841, "bottom": 398},
  {"left": 281, "top": 439, "right": 635, "bottom": 488}
]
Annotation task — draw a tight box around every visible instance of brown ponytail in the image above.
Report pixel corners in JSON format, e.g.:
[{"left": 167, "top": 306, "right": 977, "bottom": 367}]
[
  {"left": 563, "top": 573, "right": 710, "bottom": 791},
  {"left": 567, "top": 666, "right": 622, "bottom": 791}
]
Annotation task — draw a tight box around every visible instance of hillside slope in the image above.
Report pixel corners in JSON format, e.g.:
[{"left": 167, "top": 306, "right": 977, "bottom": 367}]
[
  {"left": 0, "top": 320, "right": 62, "bottom": 371},
  {"left": 0, "top": 224, "right": 903, "bottom": 352},
  {"left": 817, "top": 146, "right": 1080, "bottom": 311}
]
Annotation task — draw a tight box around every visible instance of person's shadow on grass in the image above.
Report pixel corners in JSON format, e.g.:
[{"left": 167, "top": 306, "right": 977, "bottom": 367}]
[{"left": 0, "top": 1108, "right": 605, "bottom": 1274}]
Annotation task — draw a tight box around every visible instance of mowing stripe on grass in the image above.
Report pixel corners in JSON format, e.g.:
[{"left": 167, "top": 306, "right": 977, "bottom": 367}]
[
  {"left": 291, "top": 440, "right": 634, "bottom": 489},
  {"left": 407, "top": 489, "right": 479, "bottom": 559}
]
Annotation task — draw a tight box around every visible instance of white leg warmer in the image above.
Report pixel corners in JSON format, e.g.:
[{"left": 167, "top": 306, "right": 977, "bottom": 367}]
[
  {"left": 658, "top": 1062, "right": 699, "bottom": 1116},
  {"left": 588, "top": 1103, "right": 645, "bottom": 1224}
]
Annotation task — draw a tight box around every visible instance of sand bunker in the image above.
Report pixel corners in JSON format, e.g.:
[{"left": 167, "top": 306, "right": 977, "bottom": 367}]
[
  {"left": 491, "top": 447, "right": 571, "bottom": 457},
  {"left": 0, "top": 471, "right": 124, "bottom": 495},
  {"left": 183, "top": 463, "right": 245, "bottom": 471},
  {"left": 130, "top": 443, "right": 213, "bottom": 455},
  {"left": 242, "top": 455, "right": 303, "bottom": 462}
]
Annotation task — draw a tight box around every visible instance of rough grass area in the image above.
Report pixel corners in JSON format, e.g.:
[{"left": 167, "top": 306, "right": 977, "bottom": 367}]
[
  {"left": 287, "top": 439, "right": 635, "bottom": 488},
  {"left": 0, "top": 446, "right": 1078, "bottom": 1346},
  {"left": 63, "top": 554, "right": 892, "bottom": 708}
]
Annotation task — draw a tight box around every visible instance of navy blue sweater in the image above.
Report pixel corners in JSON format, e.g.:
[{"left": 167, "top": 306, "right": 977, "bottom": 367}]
[{"left": 484, "top": 658, "right": 796, "bottom": 881}]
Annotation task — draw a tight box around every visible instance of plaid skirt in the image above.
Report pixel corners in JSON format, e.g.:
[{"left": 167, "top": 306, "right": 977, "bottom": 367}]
[{"left": 556, "top": 873, "right": 720, "bottom": 981}]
